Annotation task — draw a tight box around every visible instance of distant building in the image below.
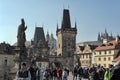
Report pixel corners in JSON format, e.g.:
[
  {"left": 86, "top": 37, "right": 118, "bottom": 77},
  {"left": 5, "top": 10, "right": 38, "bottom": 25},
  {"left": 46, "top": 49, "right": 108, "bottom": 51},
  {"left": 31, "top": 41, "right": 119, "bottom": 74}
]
[
  {"left": 31, "top": 27, "right": 49, "bottom": 59},
  {"left": 94, "top": 37, "right": 120, "bottom": 68},
  {"left": 76, "top": 44, "right": 97, "bottom": 67},
  {"left": 0, "top": 42, "right": 15, "bottom": 70},
  {"left": 97, "top": 29, "right": 115, "bottom": 43},
  {"left": 56, "top": 9, "right": 77, "bottom": 70},
  {"left": 45, "top": 32, "right": 57, "bottom": 55},
  {"left": 0, "top": 42, "right": 14, "bottom": 54},
  {"left": 77, "top": 29, "right": 115, "bottom": 46},
  {"left": 77, "top": 41, "right": 102, "bottom": 46}
]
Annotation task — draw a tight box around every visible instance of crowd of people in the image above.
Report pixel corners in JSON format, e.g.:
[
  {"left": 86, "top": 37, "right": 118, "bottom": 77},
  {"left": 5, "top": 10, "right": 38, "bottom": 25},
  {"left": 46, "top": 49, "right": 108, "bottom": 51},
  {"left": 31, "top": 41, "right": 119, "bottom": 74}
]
[
  {"left": 72, "top": 61, "right": 120, "bottom": 80},
  {"left": 16, "top": 63, "right": 69, "bottom": 80},
  {"left": 16, "top": 61, "right": 120, "bottom": 80}
]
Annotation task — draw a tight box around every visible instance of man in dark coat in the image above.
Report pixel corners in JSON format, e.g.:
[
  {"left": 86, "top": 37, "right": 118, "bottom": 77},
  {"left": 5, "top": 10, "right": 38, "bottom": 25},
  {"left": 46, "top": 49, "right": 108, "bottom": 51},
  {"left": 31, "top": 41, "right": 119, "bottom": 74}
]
[{"left": 110, "top": 61, "right": 120, "bottom": 80}]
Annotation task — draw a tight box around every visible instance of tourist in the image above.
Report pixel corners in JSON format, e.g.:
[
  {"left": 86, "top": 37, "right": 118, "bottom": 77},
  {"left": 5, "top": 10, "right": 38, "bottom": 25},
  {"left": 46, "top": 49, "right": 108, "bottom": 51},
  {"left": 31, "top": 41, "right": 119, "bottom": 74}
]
[
  {"left": 88, "top": 65, "right": 99, "bottom": 80},
  {"left": 56, "top": 67, "right": 62, "bottom": 80},
  {"left": 62, "top": 68, "right": 68, "bottom": 80},
  {"left": 77, "top": 66, "right": 83, "bottom": 80},
  {"left": 28, "top": 64, "right": 37, "bottom": 80},
  {"left": 110, "top": 61, "right": 120, "bottom": 80},
  {"left": 52, "top": 68, "right": 57, "bottom": 80},
  {"left": 104, "top": 68, "right": 110, "bottom": 80},
  {"left": 73, "top": 66, "right": 78, "bottom": 80},
  {"left": 16, "top": 63, "right": 31, "bottom": 80},
  {"left": 97, "top": 66, "right": 105, "bottom": 80}
]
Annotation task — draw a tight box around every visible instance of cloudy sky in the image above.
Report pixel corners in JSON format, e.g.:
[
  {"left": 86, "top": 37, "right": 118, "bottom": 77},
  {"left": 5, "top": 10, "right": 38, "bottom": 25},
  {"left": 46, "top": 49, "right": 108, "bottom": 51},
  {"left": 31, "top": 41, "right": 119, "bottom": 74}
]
[{"left": 0, "top": 0, "right": 120, "bottom": 45}]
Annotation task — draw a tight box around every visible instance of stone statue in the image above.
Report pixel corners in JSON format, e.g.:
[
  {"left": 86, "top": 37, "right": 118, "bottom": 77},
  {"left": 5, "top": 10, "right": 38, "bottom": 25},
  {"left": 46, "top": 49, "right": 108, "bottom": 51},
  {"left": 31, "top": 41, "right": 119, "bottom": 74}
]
[{"left": 17, "top": 18, "right": 27, "bottom": 47}]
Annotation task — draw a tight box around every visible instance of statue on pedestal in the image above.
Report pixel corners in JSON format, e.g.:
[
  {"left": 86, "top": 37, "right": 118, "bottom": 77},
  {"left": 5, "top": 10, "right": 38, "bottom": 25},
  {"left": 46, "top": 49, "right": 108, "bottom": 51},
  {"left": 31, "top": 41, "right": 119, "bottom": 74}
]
[
  {"left": 17, "top": 18, "right": 27, "bottom": 69},
  {"left": 17, "top": 18, "right": 27, "bottom": 47}
]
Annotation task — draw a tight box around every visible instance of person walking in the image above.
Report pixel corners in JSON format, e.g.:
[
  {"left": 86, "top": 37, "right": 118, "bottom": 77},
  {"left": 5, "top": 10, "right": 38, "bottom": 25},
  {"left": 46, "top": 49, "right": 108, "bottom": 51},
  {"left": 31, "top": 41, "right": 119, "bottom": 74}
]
[
  {"left": 16, "top": 63, "right": 31, "bottom": 80},
  {"left": 28, "top": 64, "right": 37, "bottom": 80},
  {"left": 110, "top": 61, "right": 120, "bottom": 80},
  {"left": 77, "top": 66, "right": 83, "bottom": 80},
  {"left": 62, "top": 68, "right": 68, "bottom": 80}
]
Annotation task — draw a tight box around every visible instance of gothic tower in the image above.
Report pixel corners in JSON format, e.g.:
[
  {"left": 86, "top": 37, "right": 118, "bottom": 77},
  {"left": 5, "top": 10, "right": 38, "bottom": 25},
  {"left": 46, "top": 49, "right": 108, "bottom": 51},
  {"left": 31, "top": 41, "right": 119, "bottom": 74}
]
[{"left": 56, "top": 9, "right": 77, "bottom": 68}]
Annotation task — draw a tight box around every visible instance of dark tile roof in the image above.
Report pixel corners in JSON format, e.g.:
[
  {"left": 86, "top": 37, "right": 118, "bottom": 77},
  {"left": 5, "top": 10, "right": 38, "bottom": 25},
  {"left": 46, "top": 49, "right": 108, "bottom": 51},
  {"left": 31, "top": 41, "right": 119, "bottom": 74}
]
[
  {"left": 0, "top": 42, "right": 15, "bottom": 54},
  {"left": 61, "top": 9, "right": 71, "bottom": 29},
  {"left": 88, "top": 45, "right": 98, "bottom": 50},
  {"left": 33, "top": 27, "right": 46, "bottom": 46},
  {"left": 79, "top": 46, "right": 85, "bottom": 51}
]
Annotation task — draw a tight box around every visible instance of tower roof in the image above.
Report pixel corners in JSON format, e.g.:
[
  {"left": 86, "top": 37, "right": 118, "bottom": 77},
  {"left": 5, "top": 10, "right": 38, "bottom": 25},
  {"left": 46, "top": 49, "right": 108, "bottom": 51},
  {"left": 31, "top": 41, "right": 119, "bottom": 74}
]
[
  {"left": 61, "top": 9, "right": 71, "bottom": 29},
  {"left": 33, "top": 27, "right": 45, "bottom": 46}
]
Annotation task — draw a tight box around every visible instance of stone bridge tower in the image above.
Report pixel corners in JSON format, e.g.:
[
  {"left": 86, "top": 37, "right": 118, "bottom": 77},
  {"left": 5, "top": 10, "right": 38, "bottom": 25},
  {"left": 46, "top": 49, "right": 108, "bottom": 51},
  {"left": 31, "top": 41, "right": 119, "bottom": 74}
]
[{"left": 56, "top": 9, "right": 77, "bottom": 70}]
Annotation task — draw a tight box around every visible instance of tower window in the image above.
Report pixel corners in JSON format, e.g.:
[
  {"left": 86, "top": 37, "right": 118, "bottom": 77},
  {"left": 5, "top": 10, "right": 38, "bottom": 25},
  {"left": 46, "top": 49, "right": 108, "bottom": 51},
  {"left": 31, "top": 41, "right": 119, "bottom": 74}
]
[{"left": 68, "top": 43, "right": 70, "bottom": 46}]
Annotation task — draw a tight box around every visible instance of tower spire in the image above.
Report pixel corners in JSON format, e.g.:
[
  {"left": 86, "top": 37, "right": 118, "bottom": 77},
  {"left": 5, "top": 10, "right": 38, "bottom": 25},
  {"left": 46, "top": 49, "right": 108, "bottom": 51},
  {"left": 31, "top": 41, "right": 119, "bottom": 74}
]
[
  {"left": 98, "top": 32, "right": 101, "bottom": 41},
  {"left": 46, "top": 30, "right": 49, "bottom": 42},
  {"left": 104, "top": 28, "right": 108, "bottom": 39},
  {"left": 105, "top": 28, "right": 107, "bottom": 34},
  {"left": 61, "top": 9, "right": 71, "bottom": 29},
  {"left": 111, "top": 32, "right": 113, "bottom": 37},
  {"left": 75, "top": 21, "right": 77, "bottom": 28}
]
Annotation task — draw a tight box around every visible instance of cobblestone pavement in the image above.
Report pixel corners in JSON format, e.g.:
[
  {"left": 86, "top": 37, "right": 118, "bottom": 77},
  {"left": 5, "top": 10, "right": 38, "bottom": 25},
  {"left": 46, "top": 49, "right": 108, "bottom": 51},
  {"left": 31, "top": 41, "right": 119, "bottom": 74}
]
[{"left": 68, "top": 72, "right": 89, "bottom": 80}]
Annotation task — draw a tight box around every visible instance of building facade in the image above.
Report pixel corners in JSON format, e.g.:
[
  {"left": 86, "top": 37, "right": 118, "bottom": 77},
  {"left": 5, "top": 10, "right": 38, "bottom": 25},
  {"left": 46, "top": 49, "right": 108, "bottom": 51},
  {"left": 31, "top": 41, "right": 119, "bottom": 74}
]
[
  {"left": 76, "top": 44, "right": 97, "bottom": 67},
  {"left": 94, "top": 39, "right": 120, "bottom": 68}
]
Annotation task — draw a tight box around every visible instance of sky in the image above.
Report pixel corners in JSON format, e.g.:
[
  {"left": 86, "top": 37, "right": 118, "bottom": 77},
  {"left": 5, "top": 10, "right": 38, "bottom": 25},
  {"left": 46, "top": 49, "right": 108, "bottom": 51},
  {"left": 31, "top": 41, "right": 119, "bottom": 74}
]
[{"left": 0, "top": 0, "right": 120, "bottom": 45}]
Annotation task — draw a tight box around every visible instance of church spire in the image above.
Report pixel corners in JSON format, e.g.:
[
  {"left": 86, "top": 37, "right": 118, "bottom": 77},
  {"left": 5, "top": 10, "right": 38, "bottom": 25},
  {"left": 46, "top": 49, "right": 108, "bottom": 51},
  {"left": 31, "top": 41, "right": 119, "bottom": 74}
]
[
  {"left": 110, "top": 32, "right": 113, "bottom": 38},
  {"left": 98, "top": 32, "right": 101, "bottom": 41},
  {"left": 75, "top": 21, "right": 77, "bottom": 28},
  {"left": 57, "top": 23, "right": 59, "bottom": 30},
  {"left": 105, "top": 28, "right": 107, "bottom": 34},
  {"left": 61, "top": 9, "right": 71, "bottom": 29},
  {"left": 46, "top": 30, "right": 50, "bottom": 42},
  {"left": 104, "top": 28, "right": 108, "bottom": 39}
]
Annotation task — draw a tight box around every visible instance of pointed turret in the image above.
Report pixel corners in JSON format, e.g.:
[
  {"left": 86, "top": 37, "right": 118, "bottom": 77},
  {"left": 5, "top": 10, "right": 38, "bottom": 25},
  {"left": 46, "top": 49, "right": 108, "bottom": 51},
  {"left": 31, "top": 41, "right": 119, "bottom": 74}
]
[
  {"left": 46, "top": 31, "right": 50, "bottom": 42},
  {"left": 51, "top": 33, "right": 54, "bottom": 39},
  {"left": 61, "top": 9, "right": 71, "bottom": 29},
  {"left": 75, "top": 21, "right": 77, "bottom": 29},
  {"left": 111, "top": 32, "right": 113, "bottom": 37},
  {"left": 98, "top": 32, "right": 101, "bottom": 42},
  {"left": 105, "top": 28, "right": 107, "bottom": 34},
  {"left": 33, "top": 27, "right": 46, "bottom": 47},
  {"left": 104, "top": 28, "right": 108, "bottom": 39},
  {"left": 57, "top": 23, "right": 59, "bottom": 31}
]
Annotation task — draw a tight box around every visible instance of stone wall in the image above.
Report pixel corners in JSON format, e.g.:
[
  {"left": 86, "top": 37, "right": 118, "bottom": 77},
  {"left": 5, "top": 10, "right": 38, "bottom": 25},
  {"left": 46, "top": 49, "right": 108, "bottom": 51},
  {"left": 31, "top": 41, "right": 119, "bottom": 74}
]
[{"left": 0, "top": 54, "right": 15, "bottom": 67}]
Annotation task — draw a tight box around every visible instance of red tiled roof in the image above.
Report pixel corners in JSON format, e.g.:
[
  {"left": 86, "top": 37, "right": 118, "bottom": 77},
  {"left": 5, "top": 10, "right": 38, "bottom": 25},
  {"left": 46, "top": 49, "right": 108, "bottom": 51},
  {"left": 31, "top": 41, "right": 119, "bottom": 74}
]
[{"left": 95, "top": 40, "right": 120, "bottom": 51}]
